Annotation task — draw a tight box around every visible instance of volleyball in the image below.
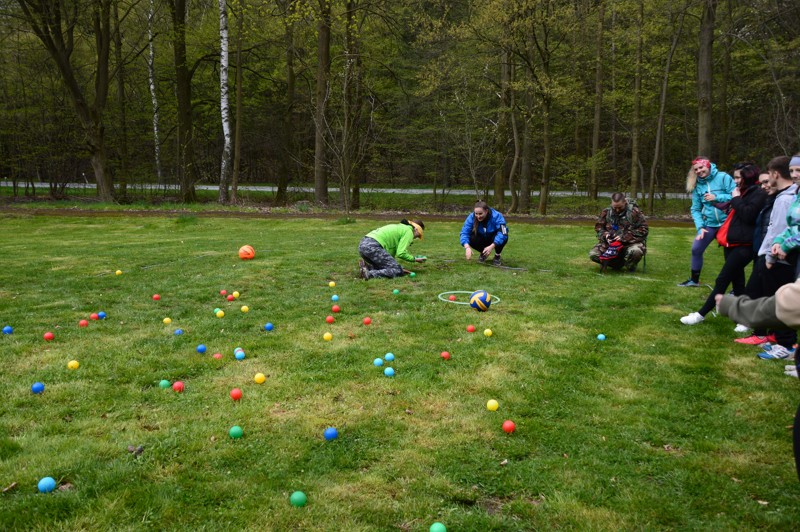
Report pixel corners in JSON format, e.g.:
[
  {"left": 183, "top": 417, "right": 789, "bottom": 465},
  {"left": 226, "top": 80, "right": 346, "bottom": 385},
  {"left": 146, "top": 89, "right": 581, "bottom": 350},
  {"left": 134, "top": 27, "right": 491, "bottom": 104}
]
[
  {"left": 469, "top": 290, "right": 491, "bottom": 311},
  {"left": 238, "top": 245, "right": 255, "bottom": 260}
]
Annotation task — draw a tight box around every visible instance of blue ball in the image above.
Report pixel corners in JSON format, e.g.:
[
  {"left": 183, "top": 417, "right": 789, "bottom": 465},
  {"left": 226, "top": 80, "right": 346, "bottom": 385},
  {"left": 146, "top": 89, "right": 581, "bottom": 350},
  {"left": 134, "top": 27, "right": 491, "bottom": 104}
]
[
  {"left": 323, "top": 427, "right": 338, "bottom": 441},
  {"left": 234, "top": 347, "right": 244, "bottom": 354},
  {"left": 97, "top": 311, "right": 106, "bottom": 320},
  {"left": 384, "top": 353, "right": 395, "bottom": 362},
  {"left": 196, "top": 344, "right": 207, "bottom": 354},
  {"left": 331, "top": 295, "right": 339, "bottom": 302},
  {"left": 597, "top": 334, "right": 606, "bottom": 341},
  {"left": 174, "top": 329, "right": 184, "bottom": 336},
  {"left": 384, "top": 367, "right": 395, "bottom": 377},
  {"left": 235, "top": 351, "right": 245, "bottom": 361},
  {"left": 37, "top": 477, "right": 56, "bottom": 493},
  {"left": 3, "top": 325, "right": 13, "bottom": 334},
  {"left": 373, "top": 358, "right": 384, "bottom": 367},
  {"left": 469, "top": 290, "right": 492, "bottom": 312},
  {"left": 264, "top": 322, "right": 274, "bottom": 331},
  {"left": 31, "top": 382, "right": 45, "bottom": 394}
]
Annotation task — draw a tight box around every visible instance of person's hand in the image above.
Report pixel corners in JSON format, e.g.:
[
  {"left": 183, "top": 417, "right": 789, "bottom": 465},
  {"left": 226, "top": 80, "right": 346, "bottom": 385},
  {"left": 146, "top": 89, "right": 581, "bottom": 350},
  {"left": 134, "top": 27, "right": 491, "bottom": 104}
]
[
  {"left": 415, "top": 257, "right": 426, "bottom": 263},
  {"left": 732, "top": 187, "right": 740, "bottom": 198},
  {"left": 402, "top": 268, "right": 412, "bottom": 275},
  {"left": 695, "top": 228, "right": 707, "bottom": 241},
  {"left": 612, "top": 235, "right": 622, "bottom": 242},
  {"left": 772, "top": 243, "right": 787, "bottom": 260},
  {"left": 481, "top": 244, "right": 495, "bottom": 257},
  {"left": 464, "top": 246, "right": 472, "bottom": 260},
  {"left": 766, "top": 261, "right": 773, "bottom": 269},
  {"left": 714, "top": 294, "right": 724, "bottom": 312},
  {"left": 703, "top": 192, "right": 716, "bottom": 202}
]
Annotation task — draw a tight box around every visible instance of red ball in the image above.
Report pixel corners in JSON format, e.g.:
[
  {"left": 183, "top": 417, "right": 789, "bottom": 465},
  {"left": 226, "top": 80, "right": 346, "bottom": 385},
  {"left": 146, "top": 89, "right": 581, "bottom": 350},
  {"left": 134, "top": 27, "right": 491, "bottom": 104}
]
[
  {"left": 363, "top": 317, "right": 372, "bottom": 325},
  {"left": 43, "top": 332, "right": 54, "bottom": 341},
  {"left": 332, "top": 305, "right": 341, "bottom": 313},
  {"left": 440, "top": 351, "right": 451, "bottom": 360},
  {"left": 79, "top": 320, "right": 89, "bottom": 328},
  {"left": 212, "top": 353, "right": 222, "bottom": 360},
  {"left": 220, "top": 290, "right": 227, "bottom": 295},
  {"left": 325, "top": 316, "right": 335, "bottom": 324},
  {"left": 502, "top": 420, "right": 516, "bottom": 433},
  {"left": 466, "top": 325, "right": 476, "bottom": 333},
  {"left": 90, "top": 313, "right": 99, "bottom": 321},
  {"left": 448, "top": 295, "right": 457, "bottom": 301},
  {"left": 230, "top": 388, "right": 242, "bottom": 401},
  {"left": 172, "top": 381, "right": 184, "bottom": 392},
  {"left": 152, "top": 294, "right": 161, "bottom": 301},
  {"left": 227, "top": 295, "right": 235, "bottom": 302}
]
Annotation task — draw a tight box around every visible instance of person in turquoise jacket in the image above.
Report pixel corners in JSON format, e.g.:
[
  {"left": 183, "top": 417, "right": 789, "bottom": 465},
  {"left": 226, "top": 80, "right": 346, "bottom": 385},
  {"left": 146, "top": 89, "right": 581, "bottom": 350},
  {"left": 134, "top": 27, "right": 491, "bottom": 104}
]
[
  {"left": 460, "top": 200, "right": 509, "bottom": 266},
  {"left": 358, "top": 220, "right": 426, "bottom": 280},
  {"left": 677, "top": 156, "right": 736, "bottom": 287}
]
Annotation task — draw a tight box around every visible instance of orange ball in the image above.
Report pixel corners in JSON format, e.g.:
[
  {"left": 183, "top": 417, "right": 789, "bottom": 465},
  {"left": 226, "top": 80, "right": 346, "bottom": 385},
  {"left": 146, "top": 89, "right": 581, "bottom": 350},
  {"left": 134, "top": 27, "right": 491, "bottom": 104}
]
[
  {"left": 238, "top": 245, "right": 255, "bottom": 260},
  {"left": 502, "top": 420, "right": 516, "bottom": 433},
  {"left": 230, "top": 388, "right": 242, "bottom": 401}
]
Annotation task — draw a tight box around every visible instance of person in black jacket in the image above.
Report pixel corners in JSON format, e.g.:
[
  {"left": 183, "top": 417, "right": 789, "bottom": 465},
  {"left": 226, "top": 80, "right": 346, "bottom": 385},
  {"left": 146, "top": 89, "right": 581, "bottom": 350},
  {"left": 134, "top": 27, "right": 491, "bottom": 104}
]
[{"left": 680, "top": 163, "right": 767, "bottom": 325}]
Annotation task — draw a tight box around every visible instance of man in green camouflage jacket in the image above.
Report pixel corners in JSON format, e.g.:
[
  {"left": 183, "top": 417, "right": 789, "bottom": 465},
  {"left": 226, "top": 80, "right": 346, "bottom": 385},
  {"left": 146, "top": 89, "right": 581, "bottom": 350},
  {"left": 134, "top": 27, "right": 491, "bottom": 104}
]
[{"left": 589, "top": 192, "right": 649, "bottom": 272}]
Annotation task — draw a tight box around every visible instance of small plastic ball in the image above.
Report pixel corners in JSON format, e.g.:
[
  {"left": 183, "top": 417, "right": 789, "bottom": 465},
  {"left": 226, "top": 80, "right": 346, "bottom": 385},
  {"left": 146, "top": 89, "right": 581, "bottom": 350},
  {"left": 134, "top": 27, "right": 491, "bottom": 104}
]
[
  {"left": 325, "top": 316, "right": 335, "bottom": 324},
  {"left": 67, "top": 360, "right": 79, "bottom": 370},
  {"left": 466, "top": 325, "right": 476, "bottom": 333},
  {"left": 363, "top": 317, "right": 372, "bottom": 325},
  {"left": 2, "top": 325, "right": 12, "bottom": 335},
  {"left": 373, "top": 358, "right": 384, "bottom": 367},
  {"left": 172, "top": 381, "right": 184, "bottom": 392},
  {"left": 232, "top": 291, "right": 240, "bottom": 299},
  {"left": 31, "top": 382, "right": 45, "bottom": 394},
  {"left": 163, "top": 317, "right": 172, "bottom": 325},
  {"left": 174, "top": 329, "right": 184, "bottom": 336},
  {"left": 329, "top": 281, "right": 336, "bottom": 288},
  {"left": 331, "top": 305, "right": 341, "bottom": 313},
  {"left": 448, "top": 295, "right": 456, "bottom": 301},
  {"left": 290, "top": 491, "right": 307, "bottom": 507},
  {"left": 235, "top": 351, "right": 245, "bottom": 361},
  {"left": 159, "top": 379, "right": 171, "bottom": 389},
  {"left": 43, "top": 332, "right": 54, "bottom": 341},
  {"left": 196, "top": 344, "right": 207, "bottom": 354},
  {"left": 213, "top": 353, "right": 223, "bottom": 360},
  {"left": 229, "top": 425, "right": 243, "bottom": 439},
  {"left": 597, "top": 334, "right": 606, "bottom": 341},
  {"left": 331, "top": 295, "right": 339, "bottom": 302},
  {"left": 38, "top": 477, "right": 56, "bottom": 493},
  {"left": 502, "top": 420, "right": 516, "bottom": 433},
  {"left": 220, "top": 289, "right": 227, "bottom": 295},
  {"left": 79, "top": 320, "right": 89, "bottom": 328},
  {"left": 230, "top": 388, "right": 242, "bottom": 401},
  {"left": 97, "top": 311, "right": 106, "bottom": 320},
  {"left": 234, "top": 347, "right": 244, "bottom": 354},
  {"left": 384, "top": 367, "right": 395, "bottom": 377},
  {"left": 486, "top": 399, "right": 499, "bottom": 411},
  {"left": 323, "top": 427, "right": 338, "bottom": 441},
  {"left": 90, "top": 313, "right": 99, "bottom": 321},
  {"left": 115, "top": 270, "right": 122, "bottom": 275},
  {"left": 264, "top": 322, "right": 274, "bottom": 331},
  {"left": 227, "top": 295, "right": 235, "bottom": 302},
  {"left": 152, "top": 294, "right": 161, "bottom": 301},
  {"left": 214, "top": 308, "right": 221, "bottom": 314},
  {"left": 409, "top": 272, "right": 416, "bottom": 278},
  {"left": 440, "top": 351, "right": 451, "bottom": 360},
  {"left": 392, "top": 289, "right": 400, "bottom": 295},
  {"left": 216, "top": 310, "right": 225, "bottom": 318},
  {"left": 241, "top": 305, "right": 249, "bottom": 313},
  {"left": 323, "top": 332, "right": 333, "bottom": 341},
  {"left": 484, "top": 329, "right": 493, "bottom": 337},
  {"left": 430, "top": 523, "right": 447, "bottom": 532},
  {"left": 384, "top": 353, "right": 395, "bottom": 362},
  {"left": 254, "top": 373, "right": 266, "bottom": 384}
]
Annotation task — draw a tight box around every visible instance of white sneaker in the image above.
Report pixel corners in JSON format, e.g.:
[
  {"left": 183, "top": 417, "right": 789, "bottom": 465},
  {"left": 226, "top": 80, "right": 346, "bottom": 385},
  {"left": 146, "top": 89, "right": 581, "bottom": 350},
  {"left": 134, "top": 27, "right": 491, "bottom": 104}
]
[
  {"left": 680, "top": 312, "right": 704, "bottom": 325},
  {"left": 734, "top": 323, "right": 750, "bottom": 333},
  {"left": 785, "top": 364, "right": 797, "bottom": 371},
  {"left": 784, "top": 368, "right": 798, "bottom": 378}
]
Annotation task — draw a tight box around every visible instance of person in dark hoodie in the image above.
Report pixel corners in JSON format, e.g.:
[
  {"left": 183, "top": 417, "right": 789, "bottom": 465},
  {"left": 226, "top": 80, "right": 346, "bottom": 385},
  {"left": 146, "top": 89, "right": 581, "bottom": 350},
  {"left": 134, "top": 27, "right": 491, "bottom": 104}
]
[
  {"left": 678, "top": 156, "right": 736, "bottom": 287},
  {"left": 460, "top": 201, "right": 509, "bottom": 266},
  {"left": 679, "top": 163, "right": 767, "bottom": 325}
]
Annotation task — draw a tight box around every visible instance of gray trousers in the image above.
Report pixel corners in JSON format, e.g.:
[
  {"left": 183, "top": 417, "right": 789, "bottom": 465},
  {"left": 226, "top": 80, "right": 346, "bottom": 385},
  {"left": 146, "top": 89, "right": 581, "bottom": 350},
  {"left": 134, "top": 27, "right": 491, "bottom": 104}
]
[{"left": 359, "top": 237, "right": 404, "bottom": 279}]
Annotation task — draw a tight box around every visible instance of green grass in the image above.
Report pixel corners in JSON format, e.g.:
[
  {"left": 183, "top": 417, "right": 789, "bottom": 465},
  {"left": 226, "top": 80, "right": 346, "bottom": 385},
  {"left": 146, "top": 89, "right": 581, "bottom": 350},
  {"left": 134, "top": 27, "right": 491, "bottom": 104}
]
[{"left": 0, "top": 213, "right": 798, "bottom": 529}]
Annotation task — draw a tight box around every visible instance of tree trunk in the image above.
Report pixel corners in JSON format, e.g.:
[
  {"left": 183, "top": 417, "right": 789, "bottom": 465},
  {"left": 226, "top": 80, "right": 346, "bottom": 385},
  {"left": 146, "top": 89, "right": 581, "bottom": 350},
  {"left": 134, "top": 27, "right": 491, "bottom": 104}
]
[
  {"left": 519, "top": 91, "right": 533, "bottom": 214},
  {"left": 507, "top": 76, "right": 520, "bottom": 214},
  {"left": 276, "top": 0, "right": 294, "bottom": 205},
  {"left": 697, "top": 0, "right": 716, "bottom": 157},
  {"left": 231, "top": 0, "right": 244, "bottom": 204},
  {"left": 537, "top": 98, "right": 551, "bottom": 215},
  {"left": 113, "top": 1, "right": 128, "bottom": 198},
  {"left": 589, "top": 0, "right": 605, "bottom": 200},
  {"left": 630, "top": 0, "right": 643, "bottom": 200},
  {"left": 169, "top": 0, "right": 197, "bottom": 202},
  {"left": 313, "top": 0, "right": 331, "bottom": 205},
  {"left": 147, "top": 0, "right": 163, "bottom": 183},
  {"left": 217, "top": 0, "right": 232, "bottom": 204},
  {"left": 493, "top": 49, "right": 511, "bottom": 211}
]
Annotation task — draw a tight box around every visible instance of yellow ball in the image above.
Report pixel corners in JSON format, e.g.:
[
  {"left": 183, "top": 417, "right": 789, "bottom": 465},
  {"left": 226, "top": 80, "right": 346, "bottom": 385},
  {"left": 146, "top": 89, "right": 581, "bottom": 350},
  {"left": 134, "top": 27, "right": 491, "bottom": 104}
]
[
  {"left": 254, "top": 373, "right": 266, "bottom": 384},
  {"left": 115, "top": 270, "right": 122, "bottom": 276},
  {"left": 163, "top": 317, "right": 172, "bottom": 325},
  {"left": 241, "top": 306, "right": 249, "bottom": 313},
  {"left": 323, "top": 332, "right": 333, "bottom": 341},
  {"left": 329, "top": 281, "right": 336, "bottom": 288},
  {"left": 232, "top": 291, "right": 240, "bottom": 299},
  {"left": 216, "top": 310, "right": 225, "bottom": 318},
  {"left": 67, "top": 360, "right": 79, "bottom": 370},
  {"left": 484, "top": 329, "right": 493, "bottom": 337},
  {"left": 486, "top": 399, "right": 499, "bottom": 411}
]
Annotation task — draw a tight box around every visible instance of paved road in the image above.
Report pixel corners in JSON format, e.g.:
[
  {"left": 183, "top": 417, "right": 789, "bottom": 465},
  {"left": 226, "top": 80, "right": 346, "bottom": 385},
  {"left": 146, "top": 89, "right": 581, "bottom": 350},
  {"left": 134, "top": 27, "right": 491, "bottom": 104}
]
[{"left": 1, "top": 180, "right": 690, "bottom": 200}]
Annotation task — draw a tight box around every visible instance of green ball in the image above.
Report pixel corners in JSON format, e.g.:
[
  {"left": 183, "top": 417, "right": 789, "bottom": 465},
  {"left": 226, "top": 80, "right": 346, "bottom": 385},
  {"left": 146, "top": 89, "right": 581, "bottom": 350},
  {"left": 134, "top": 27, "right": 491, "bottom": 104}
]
[
  {"left": 410, "top": 272, "right": 416, "bottom": 278},
  {"left": 229, "top": 425, "right": 243, "bottom": 439},
  {"left": 430, "top": 523, "right": 446, "bottom": 532},
  {"left": 290, "top": 491, "right": 307, "bottom": 507},
  {"left": 159, "top": 379, "right": 171, "bottom": 389},
  {"left": 392, "top": 289, "right": 400, "bottom": 295}
]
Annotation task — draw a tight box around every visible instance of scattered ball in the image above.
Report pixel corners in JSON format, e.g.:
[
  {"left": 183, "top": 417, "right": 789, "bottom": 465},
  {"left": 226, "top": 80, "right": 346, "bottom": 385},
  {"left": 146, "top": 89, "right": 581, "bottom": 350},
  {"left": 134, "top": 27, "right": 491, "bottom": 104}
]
[
  {"left": 430, "top": 523, "right": 447, "bottom": 532},
  {"left": 323, "top": 332, "right": 333, "bottom": 341},
  {"left": 159, "top": 379, "right": 171, "bottom": 389},
  {"left": 163, "top": 317, "right": 172, "bottom": 325},
  {"left": 232, "top": 291, "right": 240, "bottom": 299},
  {"left": 196, "top": 344, "right": 207, "bottom": 354},
  {"left": 216, "top": 310, "right": 225, "bottom": 318},
  {"left": 484, "top": 329, "right": 493, "bottom": 337},
  {"left": 469, "top": 290, "right": 492, "bottom": 311},
  {"left": 152, "top": 294, "right": 161, "bottom": 301},
  {"left": 172, "top": 381, "right": 184, "bottom": 392},
  {"left": 486, "top": 399, "right": 499, "bottom": 411},
  {"left": 502, "top": 420, "right": 516, "bottom": 434},
  {"left": 440, "top": 351, "right": 451, "bottom": 360},
  {"left": 67, "top": 360, "right": 79, "bottom": 370},
  {"left": 325, "top": 316, "right": 335, "bottom": 324},
  {"left": 43, "top": 332, "right": 54, "bottom": 341},
  {"left": 331, "top": 305, "right": 341, "bottom": 313},
  {"left": 409, "top": 272, "right": 416, "bottom": 278},
  {"left": 323, "top": 427, "right": 338, "bottom": 441},
  {"left": 97, "top": 311, "right": 106, "bottom": 320},
  {"left": 212, "top": 353, "right": 223, "bottom": 360},
  {"left": 37, "top": 477, "right": 57, "bottom": 494},
  {"left": 254, "top": 373, "right": 266, "bottom": 384},
  {"left": 2, "top": 325, "right": 12, "bottom": 335},
  {"left": 466, "top": 325, "right": 475, "bottom": 333},
  {"left": 384, "top": 367, "right": 395, "bottom": 377},
  {"left": 214, "top": 308, "right": 222, "bottom": 314},
  {"left": 238, "top": 245, "right": 255, "bottom": 260},
  {"left": 290, "top": 491, "right": 307, "bottom": 507},
  {"left": 264, "top": 322, "right": 274, "bottom": 331},
  {"left": 329, "top": 281, "right": 336, "bottom": 288},
  {"left": 597, "top": 333, "right": 606, "bottom": 341},
  {"left": 384, "top": 353, "right": 395, "bottom": 362},
  {"left": 90, "top": 313, "right": 99, "bottom": 321},
  {"left": 229, "top": 425, "right": 243, "bottom": 439},
  {"left": 373, "top": 358, "right": 384, "bottom": 367},
  {"left": 331, "top": 295, "right": 339, "bottom": 302},
  {"left": 448, "top": 295, "right": 457, "bottom": 301},
  {"left": 363, "top": 317, "right": 372, "bottom": 325},
  {"left": 227, "top": 295, "right": 235, "bottom": 302},
  {"left": 234, "top": 347, "right": 244, "bottom": 354},
  {"left": 241, "top": 305, "right": 249, "bottom": 313},
  {"left": 235, "top": 351, "right": 246, "bottom": 361},
  {"left": 220, "top": 290, "right": 227, "bottom": 295},
  {"left": 79, "top": 320, "right": 89, "bottom": 328},
  {"left": 230, "top": 388, "right": 243, "bottom": 401},
  {"left": 31, "top": 382, "right": 45, "bottom": 394},
  {"left": 174, "top": 329, "right": 184, "bottom": 336},
  {"left": 115, "top": 270, "right": 122, "bottom": 276},
  {"left": 392, "top": 289, "right": 400, "bottom": 295}
]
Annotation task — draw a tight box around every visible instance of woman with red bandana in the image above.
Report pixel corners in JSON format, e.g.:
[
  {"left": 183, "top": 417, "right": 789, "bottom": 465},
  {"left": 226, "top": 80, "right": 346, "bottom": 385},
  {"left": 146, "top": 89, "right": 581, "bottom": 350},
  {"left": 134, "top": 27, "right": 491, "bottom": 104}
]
[{"left": 678, "top": 156, "right": 736, "bottom": 287}]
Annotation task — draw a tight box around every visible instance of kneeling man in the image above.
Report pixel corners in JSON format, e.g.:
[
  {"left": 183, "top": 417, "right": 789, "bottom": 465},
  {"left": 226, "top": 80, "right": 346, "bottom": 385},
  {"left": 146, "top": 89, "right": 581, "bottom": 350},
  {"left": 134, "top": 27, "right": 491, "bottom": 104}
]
[{"left": 589, "top": 193, "right": 649, "bottom": 272}]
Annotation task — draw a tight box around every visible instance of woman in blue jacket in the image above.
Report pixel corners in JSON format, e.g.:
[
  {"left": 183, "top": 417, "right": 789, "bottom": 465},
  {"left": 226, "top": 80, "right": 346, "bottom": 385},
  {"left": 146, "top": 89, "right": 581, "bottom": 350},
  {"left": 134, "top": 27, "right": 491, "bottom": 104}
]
[
  {"left": 678, "top": 157, "right": 736, "bottom": 287},
  {"left": 460, "top": 201, "right": 508, "bottom": 266}
]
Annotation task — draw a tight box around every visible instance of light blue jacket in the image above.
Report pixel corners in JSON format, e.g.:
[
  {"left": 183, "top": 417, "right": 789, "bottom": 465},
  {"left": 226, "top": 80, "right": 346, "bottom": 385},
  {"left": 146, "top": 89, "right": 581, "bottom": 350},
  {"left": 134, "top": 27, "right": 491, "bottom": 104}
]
[{"left": 690, "top": 163, "right": 736, "bottom": 230}]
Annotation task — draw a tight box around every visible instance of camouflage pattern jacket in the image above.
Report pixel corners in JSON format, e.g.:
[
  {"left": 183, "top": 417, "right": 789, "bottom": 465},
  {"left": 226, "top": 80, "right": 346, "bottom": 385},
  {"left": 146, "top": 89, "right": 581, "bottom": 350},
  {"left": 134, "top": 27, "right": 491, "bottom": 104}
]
[{"left": 594, "top": 203, "right": 649, "bottom": 251}]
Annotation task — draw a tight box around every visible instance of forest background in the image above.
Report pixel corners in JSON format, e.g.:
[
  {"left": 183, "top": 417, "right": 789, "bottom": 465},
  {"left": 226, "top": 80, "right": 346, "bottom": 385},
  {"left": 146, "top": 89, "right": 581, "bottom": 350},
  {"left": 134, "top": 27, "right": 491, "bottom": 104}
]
[{"left": 0, "top": 0, "right": 798, "bottom": 215}]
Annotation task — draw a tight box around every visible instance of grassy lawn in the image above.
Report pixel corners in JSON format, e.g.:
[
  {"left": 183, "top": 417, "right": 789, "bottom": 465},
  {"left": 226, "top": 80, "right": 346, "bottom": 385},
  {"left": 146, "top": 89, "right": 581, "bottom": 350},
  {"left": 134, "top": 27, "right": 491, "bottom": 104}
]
[{"left": 0, "top": 213, "right": 798, "bottom": 530}]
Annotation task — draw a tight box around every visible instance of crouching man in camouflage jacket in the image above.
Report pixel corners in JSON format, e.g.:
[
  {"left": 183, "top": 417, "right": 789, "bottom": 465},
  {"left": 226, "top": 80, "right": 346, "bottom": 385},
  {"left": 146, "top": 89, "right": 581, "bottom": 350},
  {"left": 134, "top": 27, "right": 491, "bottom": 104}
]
[{"left": 589, "top": 192, "right": 649, "bottom": 272}]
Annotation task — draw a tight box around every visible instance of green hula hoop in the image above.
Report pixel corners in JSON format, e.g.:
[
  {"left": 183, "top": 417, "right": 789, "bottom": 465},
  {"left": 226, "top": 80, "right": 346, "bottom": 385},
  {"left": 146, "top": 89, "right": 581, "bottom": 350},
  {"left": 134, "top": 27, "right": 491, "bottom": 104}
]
[{"left": 437, "top": 291, "right": 501, "bottom": 306}]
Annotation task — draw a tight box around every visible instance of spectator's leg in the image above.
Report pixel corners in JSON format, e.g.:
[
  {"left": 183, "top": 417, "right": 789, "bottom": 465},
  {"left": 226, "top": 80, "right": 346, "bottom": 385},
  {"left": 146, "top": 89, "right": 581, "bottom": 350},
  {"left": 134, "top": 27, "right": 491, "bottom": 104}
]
[
  {"left": 623, "top": 243, "right": 645, "bottom": 271},
  {"left": 589, "top": 242, "right": 605, "bottom": 265},
  {"left": 690, "top": 227, "right": 719, "bottom": 283},
  {"left": 698, "top": 246, "right": 754, "bottom": 316}
]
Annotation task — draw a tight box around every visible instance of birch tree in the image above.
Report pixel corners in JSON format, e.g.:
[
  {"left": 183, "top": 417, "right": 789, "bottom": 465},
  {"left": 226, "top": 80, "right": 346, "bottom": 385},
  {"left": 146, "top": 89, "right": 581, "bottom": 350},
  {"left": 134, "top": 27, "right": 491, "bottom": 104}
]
[{"left": 218, "top": 0, "right": 232, "bottom": 203}]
